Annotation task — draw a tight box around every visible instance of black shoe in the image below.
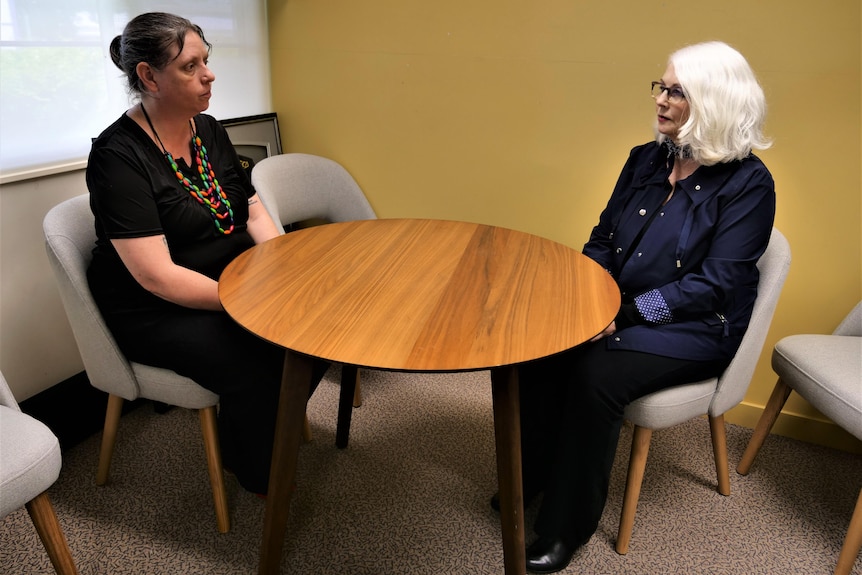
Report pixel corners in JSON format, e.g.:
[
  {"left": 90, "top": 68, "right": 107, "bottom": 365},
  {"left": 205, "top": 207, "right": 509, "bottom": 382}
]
[{"left": 525, "top": 537, "right": 577, "bottom": 574}]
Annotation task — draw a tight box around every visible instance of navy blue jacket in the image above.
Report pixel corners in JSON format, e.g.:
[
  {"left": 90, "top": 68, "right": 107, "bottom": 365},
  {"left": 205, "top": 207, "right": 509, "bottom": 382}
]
[{"left": 583, "top": 141, "right": 776, "bottom": 361}]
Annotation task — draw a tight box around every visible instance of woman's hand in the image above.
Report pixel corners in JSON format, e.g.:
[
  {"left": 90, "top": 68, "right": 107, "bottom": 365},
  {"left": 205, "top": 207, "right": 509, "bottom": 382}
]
[{"left": 590, "top": 321, "right": 617, "bottom": 342}]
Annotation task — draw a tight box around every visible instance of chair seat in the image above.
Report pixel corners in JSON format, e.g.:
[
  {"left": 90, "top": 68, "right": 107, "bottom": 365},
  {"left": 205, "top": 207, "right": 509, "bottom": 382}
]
[
  {"left": 772, "top": 334, "right": 862, "bottom": 439},
  {"left": 0, "top": 406, "right": 62, "bottom": 517},
  {"left": 623, "top": 378, "right": 718, "bottom": 429},
  {"left": 131, "top": 362, "right": 219, "bottom": 409}
]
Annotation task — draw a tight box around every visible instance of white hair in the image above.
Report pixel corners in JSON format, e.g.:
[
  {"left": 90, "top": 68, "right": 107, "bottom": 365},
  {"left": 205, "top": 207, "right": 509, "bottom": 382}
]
[{"left": 658, "top": 41, "right": 772, "bottom": 165}]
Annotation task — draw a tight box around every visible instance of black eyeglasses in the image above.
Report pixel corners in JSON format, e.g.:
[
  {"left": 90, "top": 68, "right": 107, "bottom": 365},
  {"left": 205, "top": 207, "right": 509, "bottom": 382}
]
[{"left": 651, "top": 81, "right": 686, "bottom": 103}]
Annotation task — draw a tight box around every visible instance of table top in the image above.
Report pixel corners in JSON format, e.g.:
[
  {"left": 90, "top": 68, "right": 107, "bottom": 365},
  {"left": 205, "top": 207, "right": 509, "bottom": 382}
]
[{"left": 219, "top": 218, "right": 620, "bottom": 372}]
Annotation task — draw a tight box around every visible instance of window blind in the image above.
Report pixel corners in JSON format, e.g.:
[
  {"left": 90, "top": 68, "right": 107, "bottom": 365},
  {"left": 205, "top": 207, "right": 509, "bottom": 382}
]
[{"left": 0, "top": 0, "right": 271, "bottom": 183}]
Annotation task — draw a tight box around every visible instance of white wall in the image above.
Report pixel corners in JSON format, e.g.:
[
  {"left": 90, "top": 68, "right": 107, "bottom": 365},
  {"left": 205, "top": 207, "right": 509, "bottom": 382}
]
[{"left": 0, "top": 170, "right": 89, "bottom": 400}]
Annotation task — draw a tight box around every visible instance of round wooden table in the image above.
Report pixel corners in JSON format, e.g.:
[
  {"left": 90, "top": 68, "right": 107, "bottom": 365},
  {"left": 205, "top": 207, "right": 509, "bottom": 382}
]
[{"left": 219, "top": 218, "right": 620, "bottom": 575}]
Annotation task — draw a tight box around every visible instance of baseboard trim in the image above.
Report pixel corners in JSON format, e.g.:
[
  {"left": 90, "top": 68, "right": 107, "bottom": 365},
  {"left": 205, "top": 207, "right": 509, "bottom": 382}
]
[{"left": 726, "top": 401, "right": 862, "bottom": 454}]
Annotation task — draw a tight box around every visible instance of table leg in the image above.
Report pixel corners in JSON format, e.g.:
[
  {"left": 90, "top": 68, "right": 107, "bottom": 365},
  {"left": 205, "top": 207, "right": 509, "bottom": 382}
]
[
  {"left": 258, "top": 350, "right": 315, "bottom": 575},
  {"left": 490, "top": 366, "right": 527, "bottom": 575},
  {"left": 335, "top": 364, "right": 359, "bottom": 449}
]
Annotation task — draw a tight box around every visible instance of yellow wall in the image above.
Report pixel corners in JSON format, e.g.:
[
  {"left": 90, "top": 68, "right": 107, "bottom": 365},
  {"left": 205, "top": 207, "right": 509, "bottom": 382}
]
[{"left": 267, "top": 1, "right": 861, "bottom": 451}]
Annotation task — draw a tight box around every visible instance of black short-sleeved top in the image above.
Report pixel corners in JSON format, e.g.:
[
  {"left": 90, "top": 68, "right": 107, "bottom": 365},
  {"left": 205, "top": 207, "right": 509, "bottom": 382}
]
[{"left": 86, "top": 113, "right": 256, "bottom": 319}]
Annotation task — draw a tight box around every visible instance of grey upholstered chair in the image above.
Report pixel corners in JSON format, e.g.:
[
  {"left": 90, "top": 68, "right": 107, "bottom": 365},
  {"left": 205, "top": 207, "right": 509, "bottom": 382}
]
[
  {"left": 737, "top": 300, "right": 862, "bottom": 575},
  {"left": 0, "top": 371, "right": 79, "bottom": 574},
  {"left": 43, "top": 194, "right": 230, "bottom": 533},
  {"left": 251, "top": 153, "right": 378, "bottom": 425},
  {"left": 251, "top": 153, "right": 377, "bottom": 231},
  {"left": 615, "top": 227, "right": 792, "bottom": 554}
]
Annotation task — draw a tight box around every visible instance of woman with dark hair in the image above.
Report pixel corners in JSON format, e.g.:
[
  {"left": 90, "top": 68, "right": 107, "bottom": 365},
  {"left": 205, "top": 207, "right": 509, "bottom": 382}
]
[
  {"left": 86, "top": 12, "right": 325, "bottom": 496},
  {"left": 512, "top": 41, "right": 776, "bottom": 573}
]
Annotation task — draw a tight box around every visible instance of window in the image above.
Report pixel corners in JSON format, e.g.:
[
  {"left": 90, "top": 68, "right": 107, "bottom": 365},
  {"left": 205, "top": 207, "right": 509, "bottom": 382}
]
[{"left": 0, "top": 0, "right": 270, "bottom": 182}]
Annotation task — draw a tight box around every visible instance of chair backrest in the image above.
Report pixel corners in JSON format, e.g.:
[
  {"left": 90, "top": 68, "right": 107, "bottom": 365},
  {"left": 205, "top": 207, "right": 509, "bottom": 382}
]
[
  {"left": 833, "top": 300, "right": 862, "bottom": 337},
  {"left": 43, "top": 195, "right": 141, "bottom": 401},
  {"left": 250, "top": 153, "right": 376, "bottom": 229},
  {"left": 0, "top": 370, "right": 21, "bottom": 412},
  {"left": 709, "top": 227, "right": 792, "bottom": 416}
]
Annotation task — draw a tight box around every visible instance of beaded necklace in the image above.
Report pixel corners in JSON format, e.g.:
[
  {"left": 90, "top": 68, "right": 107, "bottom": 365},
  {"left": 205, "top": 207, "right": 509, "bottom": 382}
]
[{"left": 140, "top": 103, "right": 235, "bottom": 235}]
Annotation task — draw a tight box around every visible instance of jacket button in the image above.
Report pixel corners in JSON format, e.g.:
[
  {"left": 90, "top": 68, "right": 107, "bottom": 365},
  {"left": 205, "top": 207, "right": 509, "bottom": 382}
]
[
  {"left": 638, "top": 209, "right": 647, "bottom": 216},
  {"left": 695, "top": 185, "right": 701, "bottom": 190},
  {"left": 614, "top": 336, "right": 621, "bottom": 342},
  {"left": 616, "top": 247, "right": 622, "bottom": 253}
]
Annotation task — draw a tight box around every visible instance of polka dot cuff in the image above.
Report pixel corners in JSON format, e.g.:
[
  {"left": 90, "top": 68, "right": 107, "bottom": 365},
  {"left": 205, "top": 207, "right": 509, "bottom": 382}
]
[{"left": 634, "top": 289, "right": 674, "bottom": 325}]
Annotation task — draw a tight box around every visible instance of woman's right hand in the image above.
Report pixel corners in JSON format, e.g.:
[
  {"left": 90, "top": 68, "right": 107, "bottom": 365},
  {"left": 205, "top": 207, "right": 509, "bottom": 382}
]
[{"left": 590, "top": 321, "right": 617, "bottom": 342}]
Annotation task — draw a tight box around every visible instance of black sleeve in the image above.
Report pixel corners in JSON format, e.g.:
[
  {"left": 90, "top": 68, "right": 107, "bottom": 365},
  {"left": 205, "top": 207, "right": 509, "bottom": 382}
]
[{"left": 614, "top": 302, "right": 647, "bottom": 330}]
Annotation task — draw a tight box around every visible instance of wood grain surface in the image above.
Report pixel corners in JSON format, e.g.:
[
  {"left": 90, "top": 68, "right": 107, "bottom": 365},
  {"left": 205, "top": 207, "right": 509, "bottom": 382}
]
[{"left": 220, "top": 219, "right": 620, "bottom": 371}]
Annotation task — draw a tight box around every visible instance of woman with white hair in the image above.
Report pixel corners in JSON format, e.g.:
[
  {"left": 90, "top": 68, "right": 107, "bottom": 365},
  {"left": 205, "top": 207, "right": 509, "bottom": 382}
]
[{"left": 509, "top": 41, "right": 775, "bottom": 573}]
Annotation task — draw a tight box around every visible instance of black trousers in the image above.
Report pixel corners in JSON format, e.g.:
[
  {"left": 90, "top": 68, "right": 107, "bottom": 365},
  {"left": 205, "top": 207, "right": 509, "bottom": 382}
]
[
  {"left": 518, "top": 340, "right": 727, "bottom": 547},
  {"left": 109, "top": 307, "right": 328, "bottom": 495}
]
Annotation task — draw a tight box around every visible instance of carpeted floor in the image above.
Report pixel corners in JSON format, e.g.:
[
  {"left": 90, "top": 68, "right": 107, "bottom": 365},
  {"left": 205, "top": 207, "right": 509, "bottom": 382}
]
[{"left": 2, "top": 366, "right": 860, "bottom": 574}]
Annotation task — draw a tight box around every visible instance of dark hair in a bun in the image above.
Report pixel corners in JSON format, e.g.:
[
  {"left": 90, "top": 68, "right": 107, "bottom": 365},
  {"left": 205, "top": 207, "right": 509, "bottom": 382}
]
[{"left": 110, "top": 12, "right": 210, "bottom": 95}]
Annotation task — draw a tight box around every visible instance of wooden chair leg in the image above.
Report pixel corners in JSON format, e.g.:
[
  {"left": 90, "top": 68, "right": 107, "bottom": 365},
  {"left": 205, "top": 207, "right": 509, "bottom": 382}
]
[
  {"left": 616, "top": 425, "right": 653, "bottom": 555},
  {"left": 353, "top": 375, "right": 362, "bottom": 408},
  {"left": 199, "top": 407, "right": 230, "bottom": 533},
  {"left": 302, "top": 413, "right": 313, "bottom": 442},
  {"left": 736, "top": 378, "right": 792, "bottom": 475},
  {"left": 25, "top": 492, "right": 79, "bottom": 575},
  {"left": 336, "top": 365, "right": 360, "bottom": 448},
  {"left": 835, "top": 487, "right": 862, "bottom": 575},
  {"left": 96, "top": 394, "right": 123, "bottom": 486},
  {"left": 709, "top": 414, "right": 731, "bottom": 496}
]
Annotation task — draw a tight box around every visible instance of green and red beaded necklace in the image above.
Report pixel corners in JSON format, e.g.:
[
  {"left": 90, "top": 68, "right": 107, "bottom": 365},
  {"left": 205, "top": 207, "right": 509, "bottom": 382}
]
[{"left": 141, "top": 103, "right": 235, "bottom": 235}]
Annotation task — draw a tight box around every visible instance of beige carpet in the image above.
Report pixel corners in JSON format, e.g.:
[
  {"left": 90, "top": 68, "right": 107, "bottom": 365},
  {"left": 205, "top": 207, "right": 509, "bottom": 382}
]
[{"left": 2, "top": 366, "right": 860, "bottom": 574}]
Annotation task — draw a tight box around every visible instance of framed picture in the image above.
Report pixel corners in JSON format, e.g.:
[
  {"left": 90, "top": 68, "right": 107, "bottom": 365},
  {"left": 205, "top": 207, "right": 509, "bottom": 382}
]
[{"left": 220, "top": 113, "right": 282, "bottom": 173}]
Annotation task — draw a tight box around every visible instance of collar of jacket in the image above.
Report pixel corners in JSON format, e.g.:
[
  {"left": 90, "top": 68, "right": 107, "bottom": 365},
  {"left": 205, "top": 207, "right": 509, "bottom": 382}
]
[{"left": 632, "top": 144, "right": 743, "bottom": 207}]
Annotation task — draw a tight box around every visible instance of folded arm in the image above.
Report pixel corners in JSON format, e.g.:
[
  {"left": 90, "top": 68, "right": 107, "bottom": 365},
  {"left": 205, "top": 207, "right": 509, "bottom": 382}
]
[{"left": 111, "top": 235, "right": 223, "bottom": 310}]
